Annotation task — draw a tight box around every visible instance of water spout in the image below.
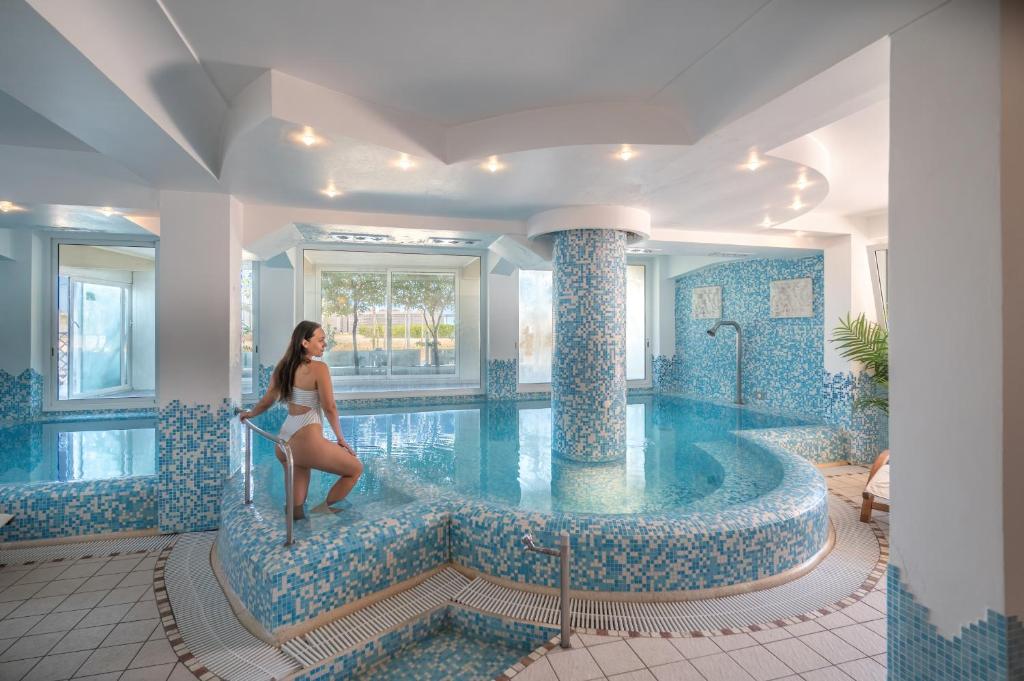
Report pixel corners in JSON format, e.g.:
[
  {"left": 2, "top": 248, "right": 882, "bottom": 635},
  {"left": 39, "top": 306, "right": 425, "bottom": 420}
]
[{"left": 706, "top": 320, "right": 744, "bottom": 405}]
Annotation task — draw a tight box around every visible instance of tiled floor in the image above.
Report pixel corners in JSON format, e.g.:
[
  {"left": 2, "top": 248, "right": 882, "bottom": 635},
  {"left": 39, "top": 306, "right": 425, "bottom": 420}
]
[
  {"left": 0, "top": 550, "right": 192, "bottom": 681},
  {"left": 511, "top": 466, "right": 890, "bottom": 681}
]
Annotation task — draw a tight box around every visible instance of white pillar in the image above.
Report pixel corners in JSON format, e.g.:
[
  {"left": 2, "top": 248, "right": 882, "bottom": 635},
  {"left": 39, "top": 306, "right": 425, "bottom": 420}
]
[{"left": 156, "top": 190, "right": 242, "bottom": 533}]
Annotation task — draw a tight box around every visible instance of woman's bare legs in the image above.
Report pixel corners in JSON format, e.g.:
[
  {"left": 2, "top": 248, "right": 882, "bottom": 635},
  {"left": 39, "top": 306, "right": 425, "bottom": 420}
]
[
  {"left": 290, "top": 426, "right": 363, "bottom": 507},
  {"left": 275, "top": 445, "right": 312, "bottom": 518}
]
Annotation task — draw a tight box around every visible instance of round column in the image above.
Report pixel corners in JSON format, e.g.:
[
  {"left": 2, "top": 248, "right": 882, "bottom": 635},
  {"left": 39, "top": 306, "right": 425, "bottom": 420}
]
[{"left": 550, "top": 229, "right": 628, "bottom": 461}]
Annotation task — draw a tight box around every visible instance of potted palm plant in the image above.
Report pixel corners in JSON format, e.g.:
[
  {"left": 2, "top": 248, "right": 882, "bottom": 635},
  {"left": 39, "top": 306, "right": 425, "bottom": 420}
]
[{"left": 831, "top": 313, "right": 888, "bottom": 414}]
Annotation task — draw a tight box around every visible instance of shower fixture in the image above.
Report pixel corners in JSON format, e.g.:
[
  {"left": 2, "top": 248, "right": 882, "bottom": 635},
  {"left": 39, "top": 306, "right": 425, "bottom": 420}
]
[{"left": 707, "top": 320, "right": 744, "bottom": 405}]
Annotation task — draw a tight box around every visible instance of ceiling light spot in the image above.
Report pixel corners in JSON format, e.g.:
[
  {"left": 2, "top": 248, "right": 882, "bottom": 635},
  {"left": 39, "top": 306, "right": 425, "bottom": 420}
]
[
  {"left": 0, "top": 200, "right": 25, "bottom": 213},
  {"left": 790, "top": 196, "right": 805, "bottom": 211},
  {"left": 795, "top": 170, "right": 810, "bottom": 191},
  {"left": 290, "top": 126, "right": 324, "bottom": 148},
  {"left": 395, "top": 153, "right": 415, "bottom": 171},
  {"left": 98, "top": 207, "right": 118, "bottom": 217},
  {"left": 759, "top": 215, "right": 776, "bottom": 228},
  {"left": 321, "top": 183, "right": 342, "bottom": 199},
  {"left": 745, "top": 150, "right": 764, "bottom": 171},
  {"left": 426, "top": 237, "right": 481, "bottom": 247},
  {"left": 482, "top": 155, "right": 504, "bottom": 173},
  {"left": 617, "top": 145, "right": 634, "bottom": 161},
  {"left": 793, "top": 230, "right": 807, "bottom": 237}
]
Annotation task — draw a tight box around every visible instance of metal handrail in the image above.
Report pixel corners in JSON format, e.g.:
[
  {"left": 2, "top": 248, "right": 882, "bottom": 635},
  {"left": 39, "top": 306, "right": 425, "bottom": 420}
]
[
  {"left": 522, "top": 531, "right": 571, "bottom": 648},
  {"left": 235, "top": 408, "right": 295, "bottom": 547}
]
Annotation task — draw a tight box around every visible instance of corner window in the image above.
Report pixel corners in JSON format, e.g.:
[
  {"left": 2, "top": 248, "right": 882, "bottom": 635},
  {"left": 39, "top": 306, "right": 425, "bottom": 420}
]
[{"left": 241, "top": 260, "right": 259, "bottom": 398}]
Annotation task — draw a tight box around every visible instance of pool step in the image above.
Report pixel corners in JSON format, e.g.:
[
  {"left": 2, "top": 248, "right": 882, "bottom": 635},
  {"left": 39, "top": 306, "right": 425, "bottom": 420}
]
[
  {"left": 281, "top": 567, "right": 471, "bottom": 668},
  {"left": 452, "top": 498, "right": 882, "bottom": 634}
]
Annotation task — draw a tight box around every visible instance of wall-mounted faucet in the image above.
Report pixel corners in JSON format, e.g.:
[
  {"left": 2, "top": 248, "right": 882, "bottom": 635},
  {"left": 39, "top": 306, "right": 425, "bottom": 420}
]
[{"left": 707, "top": 320, "right": 744, "bottom": 405}]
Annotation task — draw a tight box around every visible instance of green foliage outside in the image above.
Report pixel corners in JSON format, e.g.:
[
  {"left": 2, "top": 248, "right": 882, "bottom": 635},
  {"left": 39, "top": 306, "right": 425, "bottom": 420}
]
[
  {"left": 358, "top": 323, "right": 456, "bottom": 339},
  {"left": 830, "top": 313, "right": 889, "bottom": 414}
]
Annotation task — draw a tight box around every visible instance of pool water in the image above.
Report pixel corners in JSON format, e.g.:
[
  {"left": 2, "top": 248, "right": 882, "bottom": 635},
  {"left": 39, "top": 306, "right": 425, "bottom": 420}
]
[
  {"left": 251, "top": 395, "right": 811, "bottom": 517},
  {"left": 0, "top": 418, "right": 156, "bottom": 484},
  {"left": 352, "top": 622, "right": 526, "bottom": 681}
]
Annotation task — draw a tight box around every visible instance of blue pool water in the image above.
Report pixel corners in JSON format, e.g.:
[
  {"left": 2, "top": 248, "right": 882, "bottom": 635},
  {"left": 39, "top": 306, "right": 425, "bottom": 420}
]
[
  {"left": 251, "top": 395, "right": 812, "bottom": 517},
  {"left": 0, "top": 418, "right": 156, "bottom": 484}
]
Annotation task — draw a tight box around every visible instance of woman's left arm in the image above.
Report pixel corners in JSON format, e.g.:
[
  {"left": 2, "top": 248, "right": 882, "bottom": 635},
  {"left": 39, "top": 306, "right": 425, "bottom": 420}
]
[{"left": 316, "top": 362, "right": 356, "bottom": 456}]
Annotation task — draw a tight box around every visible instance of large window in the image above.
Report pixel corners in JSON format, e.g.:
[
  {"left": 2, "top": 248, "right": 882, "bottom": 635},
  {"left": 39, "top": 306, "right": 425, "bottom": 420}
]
[
  {"left": 53, "top": 244, "right": 156, "bottom": 404},
  {"left": 518, "top": 264, "right": 647, "bottom": 385},
  {"left": 303, "top": 250, "right": 481, "bottom": 392}
]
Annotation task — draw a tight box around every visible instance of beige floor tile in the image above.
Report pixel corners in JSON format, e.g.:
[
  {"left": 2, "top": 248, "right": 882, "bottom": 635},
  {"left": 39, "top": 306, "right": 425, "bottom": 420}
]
[
  {"left": 73, "top": 577, "right": 122, "bottom": 596},
  {"left": 669, "top": 636, "right": 720, "bottom": 659},
  {"left": 0, "top": 632, "right": 64, "bottom": 662},
  {"left": 0, "top": 616, "right": 45, "bottom": 640},
  {"left": 52, "top": 593, "right": 106, "bottom": 615},
  {"left": 513, "top": 657, "right": 559, "bottom": 681},
  {"left": 121, "top": 602, "right": 158, "bottom": 624},
  {"left": 830, "top": 625, "right": 886, "bottom": 657},
  {"left": 33, "top": 580, "right": 88, "bottom": 599},
  {"left": 648, "top": 659, "right": 704, "bottom": 681},
  {"left": 815, "top": 612, "right": 858, "bottom": 630},
  {"left": 95, "top": 587, "right": 146, "bottom": 609},
  {"left": 164, "top": 664, "right": 196, "bottom": 681},
  {"left": 16, "top": 568, "right": 71, "bottom": 586},
  {"left": 863, "top": 619, "right": 885, "bottom": 638},
  {"left": 837, "top": 657, "right": 886, "bottom": 681},
  {"left": 22, "top": 649, "right": 92, "bottom": 681},
  {"left": 859, "top": 592, "right": 886, "bottom": 613},
  {"left": 0, "top": 600, "right": 25, "bottom": 620},
  {"left": 93, "top": 560, "right": 142, "bottom": 577},
  {"left": 49, "top": 626, "right": 116, "bottom": 655},
  {"left": 7, "top": 597, "right": 67, "bottom": 619},
  {"left": 689, "top": 652, "right": 756, "bottom": 681},
  {"left": 119, "top": 663, "right": 176, "bottom": 681},
  {"left": 607, "top": 670, "right": 657, "bottom": 681},
  {"left": 100, "top": 620, "right": 157, "bottom": 648},
  {"left": 128, "top": 639, "right": 178, "bottom": 669},
  {"left": 625, "top": 637, "right": 684, "bottom": 667},
  {"left": 712, "top": 633, "right": 758, "bottom": 651},
  {"left": 763, "top": 638, "right": 830, "bottom": 673},
  {"left": 798, "top": 632, "right": 864, "bottom": 665},
  {"left": 578, "top": 633, "right": 621, "bottom": 647},
  {"left": 73, "top": 642, "right": 143, "bottom": 677},
  {"left": 114, "top": 573, "right": 151, "bottom": 590},
  {"left": 751, "top": 628, "right": 792, "bottom": 644},
  {"left": 0, "top": 656, "right": 42, "bottom": 681},
  {"left": 588, "top": 640, "right": 646, "bottom": 676},
  {"left": 784, "top": 621, "right": 825, "bottom": 637},
  {"left": 837, "top": 602, "right": 883, "bottom": 624},
  {"left": 799, "top": 667, "right": 855, "bottom": 681},
  {"left": 1, "top": 583, "right": 47, "bottom": 603},
  {"left": 729, "top": 645, "right": 795, "bottom": 681},
  {"left": 50, "top": 565, "right": 100, "bottom": 583},
  {"left": 27, "top": 610, "right": 87, "bottom": 636},
  {"left": 73, "top": 605, "right": 130, "bottom": 630},
  {"left": 546, "top": 646, "right": 605, "bottom": 681}
]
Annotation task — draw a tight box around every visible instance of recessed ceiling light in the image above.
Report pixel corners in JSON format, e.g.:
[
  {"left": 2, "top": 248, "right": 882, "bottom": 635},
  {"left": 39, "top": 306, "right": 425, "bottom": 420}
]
[
  {"left": 626, "top": 247, "right": 659, "bottom": 254},
  {"left": 54, "top": 218, "right": 69, "bottom": 228},
  {"left": 0, "top": 200, "right": 25, "bottom": 213},
  {"left": 327, "top": 232, "right": 391, "bottom": 243},
  {"left": 426, "top": 237, "right": 480, "bottom": 246},
  {"left": 617, "top": 145, "right": 635, "bottom": 161},
  {"left": 759, "top": 215, "right": 776, "bottom": 228},
  {"left": 482, "top": 155, "right": 504, "bottom": 173},
  {"left": 98, "top": 206, "right": 118, "bottom": 217},
  {"left": 395, "top": 153, "right": 415, "bottom": 171},
  {"left": 745, "top": 151, "right": 764, "bottom": 172},
  {"left": 794, "top": 171, "right": 810, "bottom": 191},
  {"left": 790, "top": 196, "right": 805, "bottom": 211},
  {"left": 321, "top": 183, "right": 342, "bottom": 199},
  {"left": 708, "top": 251, "right": 753, "bottom": 258},
  {"left": 291, "top": 126, "right": 324, "bottom": 148}
]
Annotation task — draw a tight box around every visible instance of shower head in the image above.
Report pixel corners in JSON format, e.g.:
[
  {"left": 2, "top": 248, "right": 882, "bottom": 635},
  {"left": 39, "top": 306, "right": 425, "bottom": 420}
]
[{"left": 707, "top": 321, "right": 722, "bottom": 337}]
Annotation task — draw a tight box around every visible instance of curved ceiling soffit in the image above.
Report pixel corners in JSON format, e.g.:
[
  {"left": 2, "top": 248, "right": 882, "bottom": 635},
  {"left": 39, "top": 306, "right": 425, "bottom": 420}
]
[{"left": 220, "top": 69, "right": 696, "bottom": 172}]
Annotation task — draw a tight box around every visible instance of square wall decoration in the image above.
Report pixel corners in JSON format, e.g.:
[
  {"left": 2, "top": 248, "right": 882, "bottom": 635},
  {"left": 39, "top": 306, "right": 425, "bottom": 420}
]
[
  {"left": 692, "top": 286, "right": 722, "bottom": 319},
  {"left": 771, "top": 277, "right": 813, "bottom": 318}
]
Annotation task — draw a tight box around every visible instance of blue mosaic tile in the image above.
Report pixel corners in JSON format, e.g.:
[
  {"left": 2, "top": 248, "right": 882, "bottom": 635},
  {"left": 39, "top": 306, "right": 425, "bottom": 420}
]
[
  {"left": 551, "top": 229, "right": 628, "bottom": 462},
  {"left": 158, "top": 398, "right": 240, "bottom": 534},
  {"left": 674, "top": 256, "right": 825, "bottom": 416},
  {"left": 888, "top": 565, "right": 1022, "bottom": 680},
  {"left": 652, "top": 354, "right": 684, "bottom": 393},
  {"left": 735, "top": 426, "right": 849, "bottom": 464},
  {"left": 0, "top": 475, "right": 157, "bottom": 542},
  {"left": 0, "top": 368, "right": 43, "bottom": 424},
  {"left": 823, "top": 370, "right": 889, "bottom": 464},
  {"left": 487, "top": 358, "right": 518, "bottom": 400}
]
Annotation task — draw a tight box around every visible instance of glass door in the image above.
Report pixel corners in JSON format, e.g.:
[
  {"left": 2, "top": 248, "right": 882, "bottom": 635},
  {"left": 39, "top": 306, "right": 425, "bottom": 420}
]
[{"left": 69, "top": 279, "right": 130, "bottom": 397}]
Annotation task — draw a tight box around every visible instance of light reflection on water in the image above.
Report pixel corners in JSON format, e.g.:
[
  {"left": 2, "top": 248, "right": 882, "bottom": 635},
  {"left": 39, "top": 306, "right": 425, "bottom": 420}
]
[{"left": 252, "top": 396, "right": 811, "bottom": 517}]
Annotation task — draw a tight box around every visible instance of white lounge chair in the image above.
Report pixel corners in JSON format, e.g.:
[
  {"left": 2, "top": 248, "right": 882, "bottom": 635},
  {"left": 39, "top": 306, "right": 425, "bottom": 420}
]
[{"left": 860, "top": 449, "right": 890, "bottom": 522}]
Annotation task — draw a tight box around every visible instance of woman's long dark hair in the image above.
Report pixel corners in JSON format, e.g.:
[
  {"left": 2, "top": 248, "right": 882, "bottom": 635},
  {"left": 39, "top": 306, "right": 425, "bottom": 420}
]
[{"left": 274, "top": 320, "right": 321, "bottom": 403}]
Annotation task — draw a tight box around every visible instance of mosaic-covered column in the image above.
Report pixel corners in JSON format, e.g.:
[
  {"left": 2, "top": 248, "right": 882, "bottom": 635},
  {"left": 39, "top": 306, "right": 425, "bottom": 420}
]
[{"left": 550, "top": 229, "right": 628, "bottom": 461}]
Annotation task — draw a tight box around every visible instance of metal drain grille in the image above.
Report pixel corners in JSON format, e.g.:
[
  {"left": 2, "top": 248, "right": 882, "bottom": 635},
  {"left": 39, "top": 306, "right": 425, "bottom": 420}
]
[
  {"left": 165, "top": 533, "right": 301, "bottom": 680},
  {"left": 0, "top": 534, "right": 177, "bottom": 566},
  {"left": 453, "top": 499, "right": 880, "bottom": 633},
  {"left": 282, "top": 567, "right": 470, "bottom": 668}
]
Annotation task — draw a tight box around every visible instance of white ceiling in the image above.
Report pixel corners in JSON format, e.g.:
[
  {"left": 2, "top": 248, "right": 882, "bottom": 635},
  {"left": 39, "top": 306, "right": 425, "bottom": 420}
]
[{"left": 0, "top": 1, "right": 928, "bottom": 246}]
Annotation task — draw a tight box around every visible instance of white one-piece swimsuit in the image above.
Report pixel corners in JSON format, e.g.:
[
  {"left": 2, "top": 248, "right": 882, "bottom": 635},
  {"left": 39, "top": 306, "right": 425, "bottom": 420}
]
[{"left": 279, "top": 386, "right": 323, "bottom": 442}]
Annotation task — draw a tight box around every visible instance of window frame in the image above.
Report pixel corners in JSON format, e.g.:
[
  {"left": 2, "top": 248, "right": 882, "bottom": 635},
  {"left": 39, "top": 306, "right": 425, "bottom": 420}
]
[
  {"left": 67, "top": 275, "right": 132, "bottom": 399},
  {"left": 241, "top": 259, "right": 260, "bottom": 401},
  {"left": 46, "top": 235, "right": 159, "bottom": 412}
]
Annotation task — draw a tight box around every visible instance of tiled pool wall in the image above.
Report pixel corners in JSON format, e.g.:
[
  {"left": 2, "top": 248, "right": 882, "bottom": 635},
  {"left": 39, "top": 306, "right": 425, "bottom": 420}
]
[
  {"left": 0, "top": 368, "right": 43, "bottom": 424},
  {"left": 0, "top": 474, "right": 157, "bottom": 542},
  {"left": 888, "top": 566, "right": 1024, "bottom": 681},
  {"left": 215, "top": 436, "right": 828, "bottom": 632},
  {"left": 292, "top": 605, "right": 555, "bottom": 681},
  {"left": 157, "top": 398, "right": 242, "bottom": 534},
  {"left": 663, "top": 253, "right": 888, "bottom": 464}
]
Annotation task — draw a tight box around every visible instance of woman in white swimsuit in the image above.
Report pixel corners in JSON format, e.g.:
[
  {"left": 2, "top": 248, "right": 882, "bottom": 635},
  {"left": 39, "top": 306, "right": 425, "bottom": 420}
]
[{"left": 240, "top": 320, "right": 363, "bottom": 518}]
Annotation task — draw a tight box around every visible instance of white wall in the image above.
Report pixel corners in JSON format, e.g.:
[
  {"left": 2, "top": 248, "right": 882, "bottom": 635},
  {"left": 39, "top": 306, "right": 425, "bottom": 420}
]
[
  {"left": 487, "top": 261, "right": 518, "bottom": 362},
  {"left": 257, "top": 258, "right": 296, "bottom": 369},
  {"left": 457, "top": 258, "right": 482, "bottom": 382},
  {"left": 157, "top": 191, "right": 242, "bottom": 404},
  {"left": 652, "top": 256, "right": 675, "bottom": 357},
  {"left": 889, "top": 0, "right": 1004, "bottom": 635},
  {"left": 0, "top": 229, "right": 36, "bottom": 374},
  {"left": 131, "top": 269, "right": 156, "bottom": 390}
]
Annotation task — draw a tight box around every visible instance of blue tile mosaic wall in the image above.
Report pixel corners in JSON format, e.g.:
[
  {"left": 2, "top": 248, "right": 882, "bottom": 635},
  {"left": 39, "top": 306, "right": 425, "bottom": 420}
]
[
  {"left": 888, "top": 565, "right": 1022, "bottom": 680},
  {"left": 823, "top": 370, "right": 889, "bottom": 464},
  {"left": 652, "top": 354, "right": 684, "bottom": 393},
  {"left": 487, "top": 358, "right": 519, "bottom": 400},
  {"left": 157, "top": 399, "right": 240, "bottom": 534},
  {"left": 674, "top": 256, "right": 825, "bottom": 415},
  {"left": 0, "top": 368, "right": 43, "bottom": 424},
  {"left": 735, "top": 426, "right": 849, "bottom": 465},
  {"left": 551, "top": 229, "right": 628, "bottom": 462}
]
